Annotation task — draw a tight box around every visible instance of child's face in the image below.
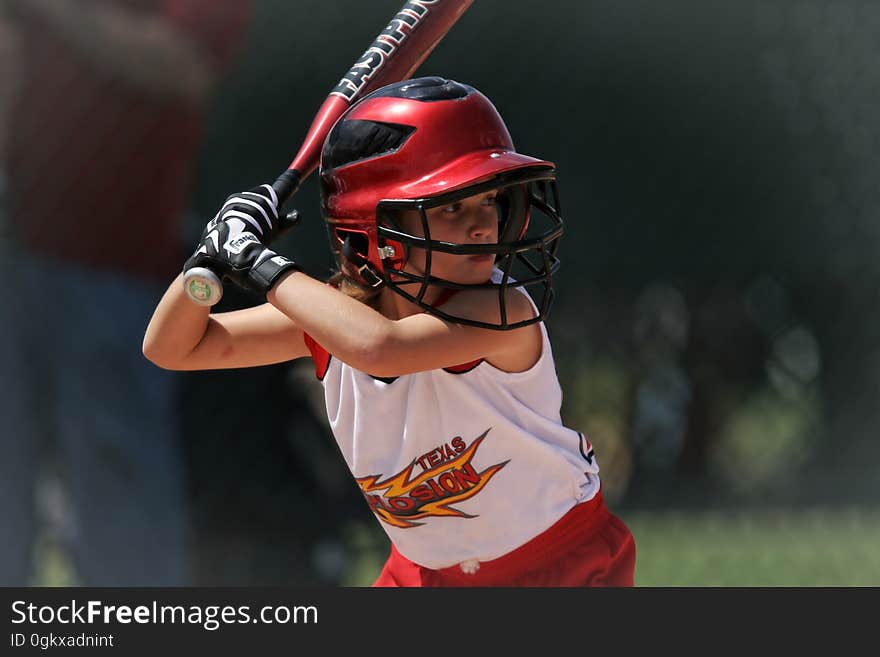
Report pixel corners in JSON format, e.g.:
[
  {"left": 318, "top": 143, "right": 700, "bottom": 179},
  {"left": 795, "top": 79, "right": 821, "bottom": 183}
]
[{"left": 396, "top": 189, "right": 500, "bottom": 285}]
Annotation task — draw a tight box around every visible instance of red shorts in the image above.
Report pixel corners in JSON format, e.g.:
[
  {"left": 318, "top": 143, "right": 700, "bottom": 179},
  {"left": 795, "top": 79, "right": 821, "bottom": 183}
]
[{"left": 372, "top": 492, "right": 636, "bottom": 587}]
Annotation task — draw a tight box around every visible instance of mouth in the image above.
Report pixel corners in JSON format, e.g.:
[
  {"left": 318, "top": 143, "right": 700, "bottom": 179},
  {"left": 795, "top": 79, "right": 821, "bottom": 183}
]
[{"left": 467, "top": 254, "right": 495, "bottom": 264}]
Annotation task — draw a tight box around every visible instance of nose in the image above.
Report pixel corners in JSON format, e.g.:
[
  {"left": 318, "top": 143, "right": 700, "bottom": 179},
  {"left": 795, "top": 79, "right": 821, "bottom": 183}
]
[{"left": 468, "top": 205, "right": 498, "bottom": 241}]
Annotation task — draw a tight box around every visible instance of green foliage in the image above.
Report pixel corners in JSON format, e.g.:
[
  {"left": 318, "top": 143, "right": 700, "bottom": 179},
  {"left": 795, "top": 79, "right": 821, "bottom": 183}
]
[{"left": 711, "top": 385, "right": 823, "bottom": 497}]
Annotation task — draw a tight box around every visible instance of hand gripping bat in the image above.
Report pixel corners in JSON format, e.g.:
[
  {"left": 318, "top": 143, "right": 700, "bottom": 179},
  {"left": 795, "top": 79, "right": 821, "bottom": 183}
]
[{"left": 183, "top": 0, "right": 475, "bottom": 306}]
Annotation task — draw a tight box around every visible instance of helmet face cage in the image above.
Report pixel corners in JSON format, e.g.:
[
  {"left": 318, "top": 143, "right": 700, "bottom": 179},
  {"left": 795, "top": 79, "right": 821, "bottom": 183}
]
[{"left": 375, "top": 167, "right": 564, "bottom": 330}]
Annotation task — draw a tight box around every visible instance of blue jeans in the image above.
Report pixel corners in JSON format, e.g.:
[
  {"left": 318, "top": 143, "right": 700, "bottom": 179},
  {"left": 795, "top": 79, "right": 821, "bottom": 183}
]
[{"left": 0, "top": 250, "right": 191, "bottom": 585}]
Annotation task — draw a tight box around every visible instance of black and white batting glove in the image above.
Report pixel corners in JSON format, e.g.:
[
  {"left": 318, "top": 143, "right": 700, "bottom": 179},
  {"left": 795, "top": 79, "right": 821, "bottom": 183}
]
[
  {"left": 184, "top": 213, "right": 246, "bottom": 275},
  {"left": 184, "top": 224, "right": 301, "bottom": 297},
  {"left": 211, "top": 184, "right": 300, "bottom": 245}
]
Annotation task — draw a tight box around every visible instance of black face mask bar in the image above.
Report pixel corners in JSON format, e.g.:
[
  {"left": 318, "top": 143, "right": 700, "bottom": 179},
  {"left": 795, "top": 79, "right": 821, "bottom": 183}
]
[{"left": 376, "top": 167, "right": 564, "bottom": 330}]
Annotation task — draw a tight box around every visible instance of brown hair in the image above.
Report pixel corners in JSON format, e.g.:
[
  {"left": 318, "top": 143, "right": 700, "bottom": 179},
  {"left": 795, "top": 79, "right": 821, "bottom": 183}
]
[{"left": 328, "top": 271, "right": 383, "bottom": 310}]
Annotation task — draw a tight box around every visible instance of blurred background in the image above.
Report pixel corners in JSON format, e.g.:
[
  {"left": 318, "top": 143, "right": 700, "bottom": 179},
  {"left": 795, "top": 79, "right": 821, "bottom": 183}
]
[{"left": 1, "top": 0, "right": 879, "bottom": 587}]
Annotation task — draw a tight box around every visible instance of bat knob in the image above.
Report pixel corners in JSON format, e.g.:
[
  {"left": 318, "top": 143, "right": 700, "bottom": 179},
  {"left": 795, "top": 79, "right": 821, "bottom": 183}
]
[{"left": 183, "top": 267, "right": 223, "bottom": 307}]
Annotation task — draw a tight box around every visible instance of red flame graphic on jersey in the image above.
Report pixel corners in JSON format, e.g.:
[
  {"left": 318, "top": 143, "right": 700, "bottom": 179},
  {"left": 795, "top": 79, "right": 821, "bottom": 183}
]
[{"left": 355, "top": 429, "right": 508, "bottom": 529}]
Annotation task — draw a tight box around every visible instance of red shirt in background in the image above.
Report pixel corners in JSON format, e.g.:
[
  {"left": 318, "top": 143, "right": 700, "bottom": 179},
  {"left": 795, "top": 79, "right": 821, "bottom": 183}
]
[{"left": 7, "top": 0, "right": 253, "bottom": 281}]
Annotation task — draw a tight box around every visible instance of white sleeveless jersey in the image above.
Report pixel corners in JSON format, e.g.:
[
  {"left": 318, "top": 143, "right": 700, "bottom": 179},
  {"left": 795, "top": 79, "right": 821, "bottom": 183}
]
[{"left": 303, "top": 309, "right": 601, "bottom": 570}]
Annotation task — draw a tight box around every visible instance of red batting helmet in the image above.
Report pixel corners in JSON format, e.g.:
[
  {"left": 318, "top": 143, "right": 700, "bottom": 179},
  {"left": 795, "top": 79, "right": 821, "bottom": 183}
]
[{"left": 318, "top": 76, "right": 563, "bottom": 329}]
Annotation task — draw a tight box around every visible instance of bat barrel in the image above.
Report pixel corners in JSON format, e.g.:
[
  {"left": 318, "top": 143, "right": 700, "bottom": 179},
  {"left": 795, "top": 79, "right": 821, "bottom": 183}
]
[{"left": 282, "top": 1, "right": 475, "bottom": 187}]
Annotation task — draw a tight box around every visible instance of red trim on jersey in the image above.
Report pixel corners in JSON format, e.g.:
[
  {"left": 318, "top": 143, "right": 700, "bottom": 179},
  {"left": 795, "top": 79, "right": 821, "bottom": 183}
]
[
  {"left": 302, "top": 333, "right": 331, "bottom": 380},
  {"left": 443, "top": 359, "right": 482, "bottom": 374}
]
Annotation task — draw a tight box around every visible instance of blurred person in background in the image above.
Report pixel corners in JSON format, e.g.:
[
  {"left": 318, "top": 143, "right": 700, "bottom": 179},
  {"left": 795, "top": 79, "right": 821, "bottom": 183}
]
[
  {"left": 0, "top": 5, "right": 19, "bottom": 238},
  {"left": 0, "top": 0, "right": 253, "bottom": 586}
]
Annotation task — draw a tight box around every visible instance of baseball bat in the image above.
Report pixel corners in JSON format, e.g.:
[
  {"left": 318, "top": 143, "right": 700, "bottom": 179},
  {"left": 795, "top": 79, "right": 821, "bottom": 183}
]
[{"left": 184, "top": 0, "right": 475, "bottom": 306}]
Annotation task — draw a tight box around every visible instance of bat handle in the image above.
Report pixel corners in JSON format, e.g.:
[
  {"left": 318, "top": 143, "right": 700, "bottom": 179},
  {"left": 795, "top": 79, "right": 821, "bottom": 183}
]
[
  {"left": 271, "top": 169, "right": 303, "bottom": 205},
  {"left": 182, "top": 168, "right": 304, "bottom": 307}
]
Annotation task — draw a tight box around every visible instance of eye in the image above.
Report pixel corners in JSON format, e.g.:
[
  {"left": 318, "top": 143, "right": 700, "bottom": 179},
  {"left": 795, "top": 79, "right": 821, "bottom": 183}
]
[
  {"left": 441, "top": 202, "right": 462, "bottom": 214},
  {"left": 482, "top": 195, "right": 498, "bottom": 206}
]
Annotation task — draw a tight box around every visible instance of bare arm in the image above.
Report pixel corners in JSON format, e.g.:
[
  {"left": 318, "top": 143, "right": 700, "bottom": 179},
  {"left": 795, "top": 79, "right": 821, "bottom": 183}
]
[
  {"left": 143, "top": 274, "right": 309, "bottom": 371},
  {"left": 8, "top": 0, "right": 222, "bottom": 104},
  {"left": 266, "top": 271, "right": 541, "bottom": 377},
  {"left": 147, "top": 189, "right": 539, "bottom": 376}
]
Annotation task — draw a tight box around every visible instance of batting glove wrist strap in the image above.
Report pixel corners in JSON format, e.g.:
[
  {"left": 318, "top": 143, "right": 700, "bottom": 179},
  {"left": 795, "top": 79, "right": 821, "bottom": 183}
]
[{"left": 248, "top": 251, "right": 302, "bottom": 294}]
